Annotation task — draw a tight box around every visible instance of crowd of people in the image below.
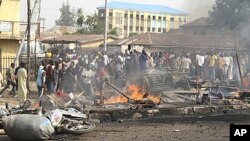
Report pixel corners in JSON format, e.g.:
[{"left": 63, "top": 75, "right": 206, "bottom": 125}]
[{"left": 0, "top": 47, "right": 250, "bottom": 103}]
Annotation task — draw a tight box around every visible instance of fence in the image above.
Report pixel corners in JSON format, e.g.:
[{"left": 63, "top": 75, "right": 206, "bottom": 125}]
[
  {"left": 0, "top": 56, "right": 15, "bottom": 81},
  {"left": 0, "top": 56, "right": 50, "bottom": 81}
]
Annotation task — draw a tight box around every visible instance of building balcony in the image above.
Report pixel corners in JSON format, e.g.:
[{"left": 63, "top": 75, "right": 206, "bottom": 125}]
[{"left": 0, "top": 20, "right": 40, "bottom": 40}]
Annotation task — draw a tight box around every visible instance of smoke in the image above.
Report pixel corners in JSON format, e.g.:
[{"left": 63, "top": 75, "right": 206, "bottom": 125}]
[{"left": 177, "top": 0, "right": 216, "bottom": 21}]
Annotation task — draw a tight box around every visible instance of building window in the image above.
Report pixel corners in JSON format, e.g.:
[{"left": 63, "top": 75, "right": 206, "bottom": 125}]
[
  {"left": 100, "top": 12, "right": 104, "bottom": 17},
  {"left": 148, "top": 16, "right": 151, "bottom": 19},
  {"left": 115, "top": 12, "right": 123, "bottom": 25},
  {"left": 170, "top": 17, "right": 175, "bottom": 29},
  {"left": 179, "top": 18, "right": 182, "bottom": 24},
  {"left": 152, "top": 28, "right": 155, "bottom": 32},
  {"left": 109, "top": 24, "right": 112, "bottom": 29},
  {"left": 109, "top": 12, "right": 113, "bottom": 17},
  {"left": 147, "top": 27, "right": 150, "bottom": 32},
  {"left": 163, "top": 17, "right": 166, "bottom": 21},
  {"left": 136, "top": 26, "right": 139, "bottom": 31},
  {"left": 124, "top": 26, "right": 127, "bottom": 30},
  {"left": 124, "top": 13, "right": 128, "bottom": 18},
  {"left": 153, "top": 16, "right": 156, "bottom": 20},
  {"left": 136, "top": 14, "right": 139, "bottom": 19},
  {"left": 158, "top": 16, "right": 162, "bottom": 20},
  {"left": 140, "top": 27, "right": 144, "bottom": 31},
  {"left": 163, "top": 28, "right": 166, "bottom": 33},
  {"left": 130, "top": 14, "right": 133, "bottom": 18},
  {"left": 158, "top": 28, "right": 161, "bottom": 32},
  {"left": 130, "top": 26, "right": 133, "bottom": 31},
  {"left": 141, "top": 15, "right": 144, "bottom": 19}
]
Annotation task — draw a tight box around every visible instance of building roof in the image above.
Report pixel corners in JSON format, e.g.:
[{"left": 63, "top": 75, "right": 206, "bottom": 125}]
[
  {"left": 97, "top": 1, "right": 188, "bottom": 15},
  {"left": 108, "top": 32, "right": 249, "bottom": 50},
  {"left": 181, "top": 17, "right": 212, "bottom": 27},
  {"left": 41, "top": 34, "right": 119, "bottom": 44}
]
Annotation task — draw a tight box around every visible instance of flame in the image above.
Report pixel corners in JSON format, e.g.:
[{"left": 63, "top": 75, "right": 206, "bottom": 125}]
[
  {"left": 104, "top": 85, "right": 161, "bottom": 104},
  {"left": 104, "top": 96, "right": 128, "bottom": 104},
  {"left": 147, "top": 95, "right": 161, "bottom": 103}
]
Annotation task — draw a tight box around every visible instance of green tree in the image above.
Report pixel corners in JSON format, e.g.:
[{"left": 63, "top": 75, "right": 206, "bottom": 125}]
[
  {"left": 109, "top": 28, "right": 118, "bottom": 36},
  {"left": 76, "top": 13, "right": 104, "bottom": 34},
  {"left": 85, "top": 13, "right": 98, "bottom": 31},
  {"left": 55, "top": 1, "right": 76, "bottom": 26},
  {"left": 76, "top": 8, "right": 84, "bottom": 28}
]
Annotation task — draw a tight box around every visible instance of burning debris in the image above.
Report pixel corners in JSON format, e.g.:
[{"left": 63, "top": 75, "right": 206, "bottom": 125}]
[{"left": 103, "top": 84, "right": 161, "bottom": 108}]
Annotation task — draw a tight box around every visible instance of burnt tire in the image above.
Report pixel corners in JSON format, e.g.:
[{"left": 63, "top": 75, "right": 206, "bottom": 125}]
[{"left": 62, "top": 121, "right": 95, "bottom": 134}]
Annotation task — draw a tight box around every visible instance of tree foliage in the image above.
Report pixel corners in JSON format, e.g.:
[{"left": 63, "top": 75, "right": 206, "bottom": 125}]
[
  {"left": 109, "top": 28, "right": 118, "bottom": 36},
  {"left": 55, "top": 2, "right": 105, "bottom": 35},
  {"left": 76, "top": 13, "right": 104, "bottom": 34},
  {"left": 55, "top": 1, "right": 76, "bottom": 26},
  {"left": 76, "top": 8, "right": 84, "bottom": 28},
  {"left": 209, "top": 0, "right": 250, "bottom": 29}
]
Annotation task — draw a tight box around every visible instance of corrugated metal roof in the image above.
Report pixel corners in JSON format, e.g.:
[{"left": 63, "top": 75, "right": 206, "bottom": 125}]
[
  {"left": 181, "top": 17, "right": 212, "bottom": 27},
  {"left": 108, "top": 32, "right": 249, "bottom": 50},
  {"left": 97, "top": 1, "right": 188, "bottom": 15}
]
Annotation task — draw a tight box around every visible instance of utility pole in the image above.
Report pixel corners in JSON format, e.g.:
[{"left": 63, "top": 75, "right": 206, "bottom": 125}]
[
  {"left": 103, "top": 0, "right": 108, "bottom": 51},
  {"left": 39, "top": 18, "right": 46, "bottom": 32},
  {"left": 27, "top": 0, "right": 31, "bottom": 90}
]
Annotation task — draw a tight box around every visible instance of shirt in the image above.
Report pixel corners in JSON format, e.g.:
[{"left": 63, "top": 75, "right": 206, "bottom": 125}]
[
  {"left": 103, "top": 55, "right": 109, "bottom": 66},
  {"left": 37, "top": 66, "right": 45, "bottom": 86},
  {"left": 82, "top": 69, "right": 94, "bottom": 84},
  {"left": 196, "top": 55, "right": 205, "bottom": 67},
  {"left": 208, "top": 55, "right": 217, "bottom": 67},
  {"left": 6, "top": 67, "right": 15, "bottom": 81},
  {"left": 181, "top": 58, "right": 192, "bottom": 69}
]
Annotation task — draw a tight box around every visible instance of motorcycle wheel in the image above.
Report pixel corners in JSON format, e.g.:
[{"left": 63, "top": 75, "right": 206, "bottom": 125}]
[{"left": 62, "top": 121, "right": 95, "bottom": 134}]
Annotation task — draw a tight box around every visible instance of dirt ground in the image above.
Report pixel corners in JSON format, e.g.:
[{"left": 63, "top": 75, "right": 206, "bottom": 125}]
[
  {"left": 0, "top": 121, "right": 230, "bottom": 141},
  {"left": 70, "top": 122, "right": 231, "bottom": 141}
]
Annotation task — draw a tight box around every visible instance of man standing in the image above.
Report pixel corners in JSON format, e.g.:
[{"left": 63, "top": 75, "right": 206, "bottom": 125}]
[
  {"left": 181, "top": 55, "right": 192, "bottom": 73},
  {"left": 82, "top": 64, "right": 94, "bottom": 96},
  {"left": 208, "top": 53, "right": 217, "bottom": 80},
  {"left": 196, "top": 52, "right": 205, "bottom": 79},
  {"left": 139, "top": 50, "right": 148, "bottom": 72},
  {"left": 0, "top": 63, "right": 16, "bottom": 97},
  {"left": 17, "top": 63, "right": 27, "bottom": 104}
]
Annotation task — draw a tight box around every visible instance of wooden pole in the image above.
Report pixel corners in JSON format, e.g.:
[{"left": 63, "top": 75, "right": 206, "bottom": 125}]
[
  {"left": 27, "top": 0, "right": 31, "bottom": 91},
  {"left": 235, "top": 26, "right": 243, "bottom": 87},
  {"left": 103, "top": 0, "right": 108, "bottom": 51}
]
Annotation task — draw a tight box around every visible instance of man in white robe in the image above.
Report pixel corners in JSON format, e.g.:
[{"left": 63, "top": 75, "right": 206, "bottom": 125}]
[{"left": 17, "top": 63, "right": 27, "bottom": 103}]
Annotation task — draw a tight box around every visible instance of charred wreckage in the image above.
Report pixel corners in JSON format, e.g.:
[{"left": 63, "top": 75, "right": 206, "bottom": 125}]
[{"left": 0, "top": 68, "right": 250, "bottom": 140}]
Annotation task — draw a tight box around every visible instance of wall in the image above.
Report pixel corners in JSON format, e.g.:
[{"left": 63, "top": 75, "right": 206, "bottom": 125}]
[
  {"left": 0, "top": 0, "right": 20, "bottom": 36},
  {"left": 0, "top": 0, "right": 20, "bottom": 21},
  {"left": 0, "top": 39, "right": 19, "bottom": 57},
  {"left": 0, "top": 39, "right": 19, "bottom": 79}
]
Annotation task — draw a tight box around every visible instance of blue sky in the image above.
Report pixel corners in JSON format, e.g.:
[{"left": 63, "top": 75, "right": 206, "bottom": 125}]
[{"left": 20, "top": 0, "right": 215, "bottom": 29}]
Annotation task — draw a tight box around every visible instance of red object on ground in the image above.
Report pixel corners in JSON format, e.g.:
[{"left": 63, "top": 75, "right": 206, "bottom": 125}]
[{"left": 56, "top": 91, "right": 70, "bottom": 100}]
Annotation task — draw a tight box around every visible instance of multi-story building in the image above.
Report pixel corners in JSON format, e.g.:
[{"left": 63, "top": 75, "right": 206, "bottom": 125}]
[
  {"left": 0, "top": 0, "right": 21, "bottom": 57},
  {"left": 97, "top": 1, "right": 188, "bottom": 38}
]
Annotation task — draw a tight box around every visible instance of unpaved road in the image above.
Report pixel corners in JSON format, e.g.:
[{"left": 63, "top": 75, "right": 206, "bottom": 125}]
[
  {"left": 65, "top": 122, "right": 230, "bottom": 141},
  {"left": 0, "top": 121, "right": 231, "bottom": 141}
]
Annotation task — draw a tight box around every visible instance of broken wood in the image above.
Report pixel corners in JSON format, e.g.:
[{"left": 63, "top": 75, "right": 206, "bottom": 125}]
[{"left": 105, "top": 81, "right": 131, "bottom": 100}]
